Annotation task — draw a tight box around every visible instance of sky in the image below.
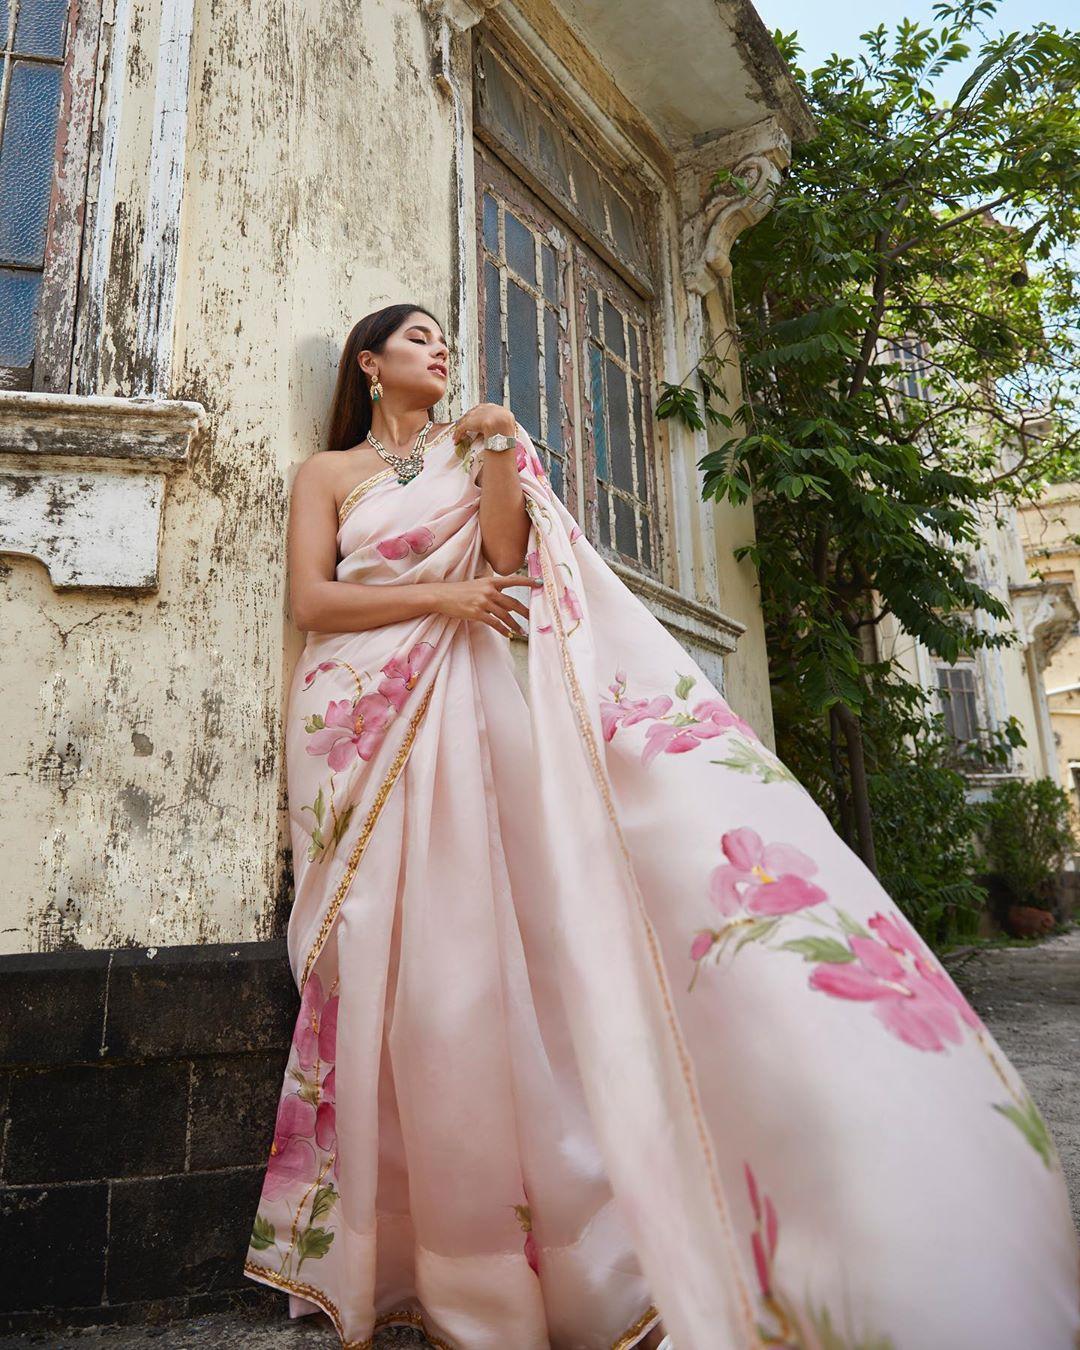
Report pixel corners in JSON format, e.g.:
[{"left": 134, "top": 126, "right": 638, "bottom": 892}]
[{"left": 754, "top": 0, "right": 1076, "bottom": 98}]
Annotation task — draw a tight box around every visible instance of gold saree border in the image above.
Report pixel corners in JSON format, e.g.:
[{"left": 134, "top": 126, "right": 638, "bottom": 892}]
[
  {"left": 243, "top": 1259, "right": 659, "bottom": 1349},
  {"left": 524, "top": 493, "right": 762, "bottom": 1347},
  {"left": 338, "top": 468, "right": 397, "bottom": 527},
  {"left": 337, "top": 424, "right": 461, "bottom": 528},
  {"left": 299, "top": 684, "right": 433, "bottom": 992}
]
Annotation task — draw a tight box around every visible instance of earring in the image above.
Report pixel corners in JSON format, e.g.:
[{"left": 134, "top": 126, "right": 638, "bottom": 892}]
[{"left": 370, "top": 376, "right": 383, "bottom": 402}]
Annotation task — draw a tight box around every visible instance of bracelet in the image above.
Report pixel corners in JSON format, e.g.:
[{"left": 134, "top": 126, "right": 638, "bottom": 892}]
[{"left": 483, "top": 432, "right": 517, "bottom": 452}]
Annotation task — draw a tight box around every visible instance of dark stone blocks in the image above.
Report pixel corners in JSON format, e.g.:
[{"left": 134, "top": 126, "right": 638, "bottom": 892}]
[
  {"left": 0, "top": 940, "right": 300, "bottom": 1334},
  {"left": 106, "top": 1169, "right": 267, "bottom": 1304},
  {"left": 188, "top": 1052, "right": 285, "bottom": 1171},
  {"left": 0, "top": 950, "right": 109, "bottom": 1068},
  {"left": 4, "top": 1062, "right": 189, "bottom": 1183},
  {"left": 0, "top": 1182, "right": 108, "bottom": 1313},
  {"left": 102, "top": 942, "right": 297, "bottom": 1061}
]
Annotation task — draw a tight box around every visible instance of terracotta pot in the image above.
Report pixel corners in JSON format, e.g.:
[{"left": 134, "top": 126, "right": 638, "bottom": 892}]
[{"left": 1004, "top": 904, "right": 1056, "bottom": 939}]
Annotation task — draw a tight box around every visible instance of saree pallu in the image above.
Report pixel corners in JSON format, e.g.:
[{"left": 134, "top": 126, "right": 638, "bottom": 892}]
[{"left": 244, "top": 419, "right": 1080, "bottom": 1350}]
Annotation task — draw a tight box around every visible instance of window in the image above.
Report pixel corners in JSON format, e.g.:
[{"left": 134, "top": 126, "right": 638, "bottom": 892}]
[
  {"left": 880, "top": 337, "right": 931, "bottom": 403},
  {"left": 1, "top": 0, "right": 95, "bottom": 392},
  {"left": 477, "top": 154, "right": 573, "bottom": 506},
  {"left": 473, "top": 30, "right": 661, "bottom": 579},
  {"left": 936, "top": 662, "right": 979, "bottom": 744}
]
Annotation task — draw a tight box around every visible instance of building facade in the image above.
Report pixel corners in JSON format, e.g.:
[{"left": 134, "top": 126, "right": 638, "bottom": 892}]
[
  {"left": 1018, "top": 482, "right": 1080, "bottom": 816},
  {"left": 0, "top": 0, "right": 813, "bottom": 1329}
]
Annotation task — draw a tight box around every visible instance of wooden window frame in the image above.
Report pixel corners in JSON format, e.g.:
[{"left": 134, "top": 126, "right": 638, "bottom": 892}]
[
  {"left": 475, "top": 143, "right": 578, "bottom": 515},
  {"left": 1, "top": 0, "right": 101, "bottom": 393},
  {"left": 474, "top": 148, "right": 663, "bottom": 581}
]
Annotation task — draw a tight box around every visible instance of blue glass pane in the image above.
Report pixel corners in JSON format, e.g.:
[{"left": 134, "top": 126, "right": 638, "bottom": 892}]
[
  {"left": 589, "top": 341, "right": 607, "bottom": 480},
  {"left": 483, "top": 261, "right": 503, "bottom": 402},
  {"left": 0, "top": 267, "right": 42, "bottom": 365},
  {"left": 1, "top": 0, "right": 10, "bottom": 43},
  {"left": 541, "top": 242, "right": 556, "bottom": 303},
  {"left": 549, "top": 451, "right": 564, "bottom": 502},
  {"left": 0, "top": 61, "right": 63, "bottom": 266},
  {"left": 633, "top": 379, "right": 647, "bottom": 504},
  {"left": 629, "top": 322, "right": 639, "bottom": 372},
  {"left": 603, "top": 298, "right": 625, "bottom": 360},
  {"left": 641, "top": 513, "right": 652, "bottom": 569},
  {"left": 505, "top": 209, "right": 535, "bottom": 285},
  {"left": 543, "top": 305, "right": 561, "bottom": 452},
  {"left": 587, "top": 286, "right": 599, "bottom": 335},
  {"left": 482, "top": 193, "right": 499, "bottom": 255},
  {"left": 607, "top": 356, "right": 631, "bottom": 492},
  {"left": 614, "top": 494, "right": 637, "bottom": 559},
  {"left": 14, "top": 0, "right": 69, "bottom": 55},
  {"left": 507, "top": 277, "right": 540, "bottom": 440},
  {"left": 598, "top": 488, "right": 611, "bottom": 547}
]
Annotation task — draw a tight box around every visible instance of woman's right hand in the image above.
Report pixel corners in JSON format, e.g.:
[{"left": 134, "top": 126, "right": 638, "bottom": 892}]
[{"left": 434, "top": 574, "right": 543, "bottom": 637}]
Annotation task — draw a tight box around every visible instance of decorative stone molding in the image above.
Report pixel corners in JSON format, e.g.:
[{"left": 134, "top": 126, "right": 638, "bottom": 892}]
[
  {"left": 420, "top": 0, "right": 498, "bottom": 34},
  {"left": 610, "top": 557, "right": 746, "bottom": 655},
  {"left": 0, "top": 391, "right": 206, "bottom": 590},
  {"left": 676, "top": 116, "right": 792, "bottom": 296},
  {"left": 1009, "top": 578, "right": 1080, "bottom": 668}
]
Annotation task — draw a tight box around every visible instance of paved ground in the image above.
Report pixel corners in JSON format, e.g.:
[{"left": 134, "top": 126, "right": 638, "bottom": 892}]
[
  {"left": 6, "top": 925, "right": 1077, "bottom": 1349},
  {"left": 943, "top": 922, "right": 1080, "bottom": 1228}
]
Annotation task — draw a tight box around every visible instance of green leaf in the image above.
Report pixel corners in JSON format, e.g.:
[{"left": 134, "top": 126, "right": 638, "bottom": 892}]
[
  {"left": 674, "top": 672, "right": 697, "bottom": 700},
  {"left": 309, "top": 1184, "right": 338, "bottom": 1223},
  {"left": 992, "top": 1096, "right": 1056, "bottom": 1169},
  {"left": 296, "top": 1225, "right": 335, "bottom": 1263},
  {"left": 250, "top": 1214, "right": 275, "bottom": 1250},
  {"left": 833, "top": 907, "right": 871, "bottom": 938},
  {"left": 778, "top": 936, "right": 856, "bottom": 963}
]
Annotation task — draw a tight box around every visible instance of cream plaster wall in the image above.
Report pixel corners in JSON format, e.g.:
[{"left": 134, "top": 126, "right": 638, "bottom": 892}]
[{"left": 1, "top": 0, "right": 790, "bottom": 954}]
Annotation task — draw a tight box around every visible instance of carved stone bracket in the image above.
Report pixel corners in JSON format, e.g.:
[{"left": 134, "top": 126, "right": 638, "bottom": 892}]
[
  {"left": 1009, "top": 579, "right": 1080, "bottom": 668},
  {"left": 0, "top": 391, "right": 206, "bottom": 590},
  {"left": 676, "top": 116, "right": 791, "bottom": 296}
]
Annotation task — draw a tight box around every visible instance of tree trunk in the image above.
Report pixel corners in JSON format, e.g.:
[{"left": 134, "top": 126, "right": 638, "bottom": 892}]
[
  {"left": 834, "top": 702, "right": 878, "bottom": 876},
  {"left": 828, "top": 706, "right": 856, "bottom": 849}
]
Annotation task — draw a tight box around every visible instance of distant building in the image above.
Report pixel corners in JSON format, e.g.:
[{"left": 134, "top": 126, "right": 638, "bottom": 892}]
[{"left": 1018, "top": 483, "right": 1080, "bottom": 816}]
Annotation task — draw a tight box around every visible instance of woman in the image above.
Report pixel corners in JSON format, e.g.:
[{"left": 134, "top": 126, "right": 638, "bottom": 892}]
[{"left": 244, "top": 303, "right": 1080, "bottom": 1350}]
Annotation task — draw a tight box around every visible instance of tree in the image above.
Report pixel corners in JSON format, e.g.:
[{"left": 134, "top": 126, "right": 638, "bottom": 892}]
[{"left": 659, "top": 0, "right": 1080, "bottom": 873}]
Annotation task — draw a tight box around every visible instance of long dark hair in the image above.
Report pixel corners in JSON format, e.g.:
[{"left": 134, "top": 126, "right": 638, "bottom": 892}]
[{"left": 325, "top": 303, "right": 445, "bottom": 454}]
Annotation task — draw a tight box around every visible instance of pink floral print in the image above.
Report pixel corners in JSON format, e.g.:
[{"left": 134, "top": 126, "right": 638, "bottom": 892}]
[
  {"left": 378, "top": 640, "right": 436, "bottom": 712},
  {"left": 264, "top": 972, "right": 339, "bottom": 1199},
  {"left": 808, "top": 910, "right": 983, "bottom": 1053},
  {"left": 377, "top": 526, "right": 436, "bottom": 559},
  {"left": 601, "top": 669, "right": 760, "bottom": 767},
  {"left": 303, "top": 642, "right": 436, "bottom": 770},
  {"left": 306, "top": 693, "right": 394, "bottom": 770},
  {"left": 742, "top": 1161, "right": 896, "bottom": 1348},
  {"left": 708, "top": 827, "right": 828, "bottom": 918},
  {"left": 513, "top": 1190, "right": 540, "bottom": 1276}
]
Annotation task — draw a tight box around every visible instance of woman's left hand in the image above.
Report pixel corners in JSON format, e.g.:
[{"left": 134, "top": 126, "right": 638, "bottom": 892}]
[{"left": 451, "top": 402, "right": 516, "bottom": 451}]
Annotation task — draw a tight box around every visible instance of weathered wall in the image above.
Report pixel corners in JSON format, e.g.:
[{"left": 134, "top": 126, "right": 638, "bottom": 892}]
[
  {"left": 1, "top": 0, "right": 457, "bottom": 955},
  {"left": 1, "top": 0, "right": 789, "bottom": 956},
  {"left": 1019, "top": 484, "right": 1080, "bottom": 797}
]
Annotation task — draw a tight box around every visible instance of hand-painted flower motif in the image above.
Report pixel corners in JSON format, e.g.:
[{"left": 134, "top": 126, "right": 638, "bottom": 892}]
[
  {"left": 708, "top": 827, "right": 828, "bottom": 917},
  {"left": 303, "top": 660, "right": 339, "bottom": 688},
  {"left": 600, "top": 670, "right": 673, "bottom": 741},
  {"left": 305, "top": 692, "right": 394, "bottom": 769},
  {"left": 744, "top": 1161, "right": 779, "bottom": 1300},
  {"left": 808, "top": 910, "right": 984, "bottom": 1052},
  {"left": 513, "top": 1192, "right": 540, "bottom": 1276},
  {"left": 377, "top": 526, "right": 436, "bottom": 560},
  {"left": 642, "top": 698, "right": 759, "bottom": 767},
  {"left": 265, "top": 973, "right": 340, "bottom": 1201},
  {"left": 515, "top": 438, "right": 547, "bottom": 482},
  {"left": 378, "top": 640, "right": 436, "bottom": 712},
  {"left": 601, "top": 670, "right": 759, "bottom": 766}
]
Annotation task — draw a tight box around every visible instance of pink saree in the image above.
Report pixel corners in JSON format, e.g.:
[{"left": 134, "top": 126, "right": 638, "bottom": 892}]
[{"left": 244, "top": 420, "right": 1080, "bottom": 1349}]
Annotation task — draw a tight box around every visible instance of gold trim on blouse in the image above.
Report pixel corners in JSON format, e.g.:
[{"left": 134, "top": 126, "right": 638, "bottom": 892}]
[{"left": 337, "top": 468, "right": 397, "bottom": 527}]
